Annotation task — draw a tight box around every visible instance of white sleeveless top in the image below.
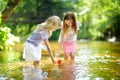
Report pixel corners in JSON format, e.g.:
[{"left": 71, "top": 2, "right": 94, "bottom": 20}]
[
  {"left": 63, "top": 28, "right": 77, "bottom": 41},
  {"left": 58, "top": 21, "right": 82, "bottom": 42}
]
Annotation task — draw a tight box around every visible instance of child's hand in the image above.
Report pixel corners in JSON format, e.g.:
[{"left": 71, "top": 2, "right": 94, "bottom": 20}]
[
  {"left": 55, "top": 53, "right": 60, "bottom": 58},
  {"left": 52, "top": 59, "right": 57, "bottom": 64}
]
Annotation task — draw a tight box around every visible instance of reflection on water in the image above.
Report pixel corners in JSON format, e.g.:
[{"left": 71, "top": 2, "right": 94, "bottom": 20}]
[
  {"left": 58, "top": 62, "right": 75, "bottom": 80},
  {"left": 23, "top": 65, "right": 48, "bottom": 80},
  {"left": 0, "top": 41, "right": 120, "bottom": 80},
  {"left": 0, "top": 49, "right": 22, "bottom": 63}
]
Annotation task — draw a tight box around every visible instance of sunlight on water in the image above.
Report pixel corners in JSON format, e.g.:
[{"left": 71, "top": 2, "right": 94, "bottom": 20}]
[
  {"left": 0, "top": 41, "right": 120, "bottom": 80},
  {"left": 74, "top": 41, "right": 120, "bottom": 80}
]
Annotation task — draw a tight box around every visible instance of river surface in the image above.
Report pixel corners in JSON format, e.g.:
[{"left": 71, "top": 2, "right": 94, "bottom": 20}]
[{"left": 0, "top": 41, "right": 120, "bottom": 80}]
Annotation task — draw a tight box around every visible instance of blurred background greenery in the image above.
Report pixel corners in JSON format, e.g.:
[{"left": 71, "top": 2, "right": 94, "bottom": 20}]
[
  {"left": 0, "top": 1, "right": 120, "bottom": 79},
  {"left": 0, "top": 0, "right": 120, "bottom": 50}
]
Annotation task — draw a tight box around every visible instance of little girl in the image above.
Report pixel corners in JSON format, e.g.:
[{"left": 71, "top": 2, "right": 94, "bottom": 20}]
[
  {"left": 23, "top": 16, "right": 62, "bottom": 66},
  {"left": 58, "top": 12, "right": 81, "bottom": 61}
]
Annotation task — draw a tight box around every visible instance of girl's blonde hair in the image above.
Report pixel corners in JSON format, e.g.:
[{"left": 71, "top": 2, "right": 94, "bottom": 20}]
[
  {"left": 37, "top": 16, "right": 61, "bottom": 30},
  {"left": 45, "top": 16, "right": 62, "bottom": 30},
  {"left": 37, "top": 16, "right": 61, "bottom": 37},
  {"left": 63, "top": 12, "right": 77, "bottom": 34}
]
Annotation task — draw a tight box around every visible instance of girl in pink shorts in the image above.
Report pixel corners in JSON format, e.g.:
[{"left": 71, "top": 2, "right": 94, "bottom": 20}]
[{"left": 58, "top": 12, "right": 81, "bottom": 61}]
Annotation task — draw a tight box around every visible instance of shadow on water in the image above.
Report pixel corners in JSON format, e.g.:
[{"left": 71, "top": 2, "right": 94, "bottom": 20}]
[{"left": 0, "top": 41, "right": 120, "bottom": 80}]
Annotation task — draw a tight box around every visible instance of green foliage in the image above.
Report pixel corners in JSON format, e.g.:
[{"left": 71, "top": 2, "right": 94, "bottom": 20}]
[
  {"left": 8, "top": 0, "right": 74, "bottom": 24},
  {"left": 5, "top": 0, "right": 76, "bottom": 41},
  {"left": 0, "top": 13, "right": 20, "bottom": 50},
  {"left": 74, "top": 0, "right": 120, "bottom": 40},
  {"left": 0, "top": 13, "right": 1, "bottom": 23},
  {"left": 49, "top": 30, "right": 61, "bottom": 41},
  {"left": 0, "top": 26, "right": 20, "bottom": 50},
  {"left": 9, "top": 24, "right": 36, "bottom": 42},
  {"left": 2, "top": 0, "right": 120, "bottom": 41},
  {"left": 77, "top": 25, "right": 92, "bottom": 39},
  {"left": 0, "top": 0, "right": 8, "bottom": 11},
  {"left": 0, "top": 49, "right": 22, "bottom": 63}
]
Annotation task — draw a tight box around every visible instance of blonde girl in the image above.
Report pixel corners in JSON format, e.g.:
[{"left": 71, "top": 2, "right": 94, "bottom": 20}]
[{"left": 23, "top": 16, "right": 61, "bottom": 66}]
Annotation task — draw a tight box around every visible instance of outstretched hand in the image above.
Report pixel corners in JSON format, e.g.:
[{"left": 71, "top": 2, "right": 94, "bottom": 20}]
[
  {"left": 55, "top": 53, "right": 60, "bottom": 58},
  {"left": 52, "top": 59, "right": 57, "bottom": 64}
]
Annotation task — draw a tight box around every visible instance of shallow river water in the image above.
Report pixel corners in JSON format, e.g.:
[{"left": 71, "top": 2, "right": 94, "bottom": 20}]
[{"left": 0, "top": 41, "right": 120, "bottom": 80}]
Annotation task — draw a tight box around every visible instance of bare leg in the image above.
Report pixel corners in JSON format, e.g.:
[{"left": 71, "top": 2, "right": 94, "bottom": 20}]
[
  {"left": 33, "top": 61, "right": 39, "bottom": 66},
  {"left": 70, "top": 52, "right": 74, "bottom": 61},
  {"left": 64, "top": 52, "right": 69, "bottom": 61}
]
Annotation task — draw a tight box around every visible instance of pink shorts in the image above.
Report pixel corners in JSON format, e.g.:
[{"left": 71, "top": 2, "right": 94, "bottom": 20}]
[{"left": 62, "top": 41, "right": 76, "bottom": 53}]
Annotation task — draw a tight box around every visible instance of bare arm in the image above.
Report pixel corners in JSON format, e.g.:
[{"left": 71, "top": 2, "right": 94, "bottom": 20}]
[
  {"left": 44, "top": 39, "right": 56, "bottom": 63},
  {"left": 58, "top": 29, "right": 64, "bottom": 50},
  {"left": 55, "top": 29, "right": 64, "bottom": 57}
]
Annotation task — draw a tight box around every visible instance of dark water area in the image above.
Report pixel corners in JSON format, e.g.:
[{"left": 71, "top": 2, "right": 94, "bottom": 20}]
[{"left": 0, "top": 41, "right": 120, "bottom": 80}]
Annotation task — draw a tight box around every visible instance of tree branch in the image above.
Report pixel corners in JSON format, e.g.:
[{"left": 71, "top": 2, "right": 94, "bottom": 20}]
[{"left": 1, "top": 0, "right": 22, "bottom": 23}]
